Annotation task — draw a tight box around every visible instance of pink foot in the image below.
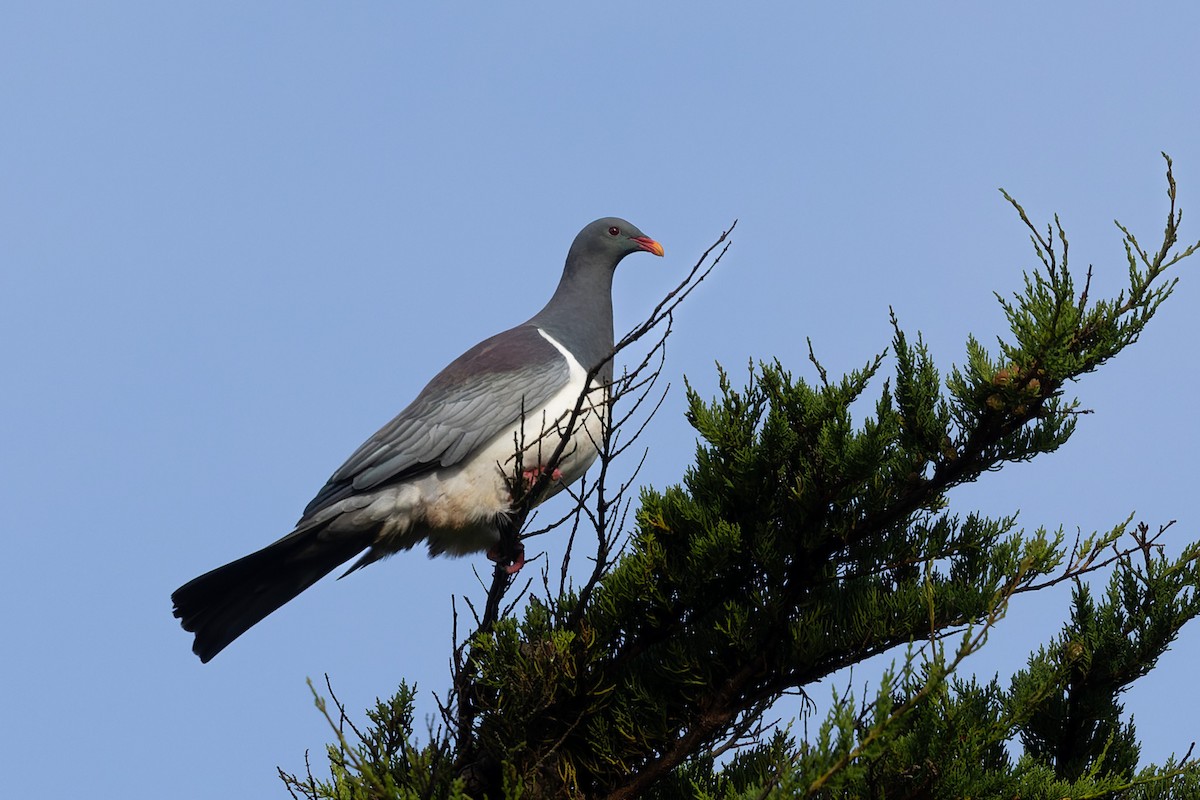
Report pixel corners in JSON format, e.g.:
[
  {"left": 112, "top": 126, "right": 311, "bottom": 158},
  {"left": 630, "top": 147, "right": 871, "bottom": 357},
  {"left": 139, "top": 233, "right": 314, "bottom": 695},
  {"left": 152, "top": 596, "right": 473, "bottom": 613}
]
[
  {"left": 521, "top": 465, "right": 563, "bottom": 487},
  {"left": 486, "top": 543, "right": 526, "bottom": 575}
]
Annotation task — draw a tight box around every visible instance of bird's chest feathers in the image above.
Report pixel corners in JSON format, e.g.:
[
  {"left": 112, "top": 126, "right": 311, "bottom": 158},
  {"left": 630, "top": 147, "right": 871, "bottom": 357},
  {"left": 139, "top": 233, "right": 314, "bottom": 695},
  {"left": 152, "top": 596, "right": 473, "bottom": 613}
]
[
  {"left": 396, "top": 330, "right": 608, "bottom": 550},
  {"left": 475, "top": 329, "right": 609, "bottom": 496},
  {"left": 328, "top": 330, "right": 610, "bottom": 557}
]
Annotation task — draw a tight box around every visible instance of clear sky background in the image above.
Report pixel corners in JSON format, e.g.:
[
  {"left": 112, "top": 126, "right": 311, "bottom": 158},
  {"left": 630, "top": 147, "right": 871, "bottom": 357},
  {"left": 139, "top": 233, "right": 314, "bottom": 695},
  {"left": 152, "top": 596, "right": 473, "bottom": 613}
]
[{"left": 3, "top": 4, "right": 1198, "bottom": 798}]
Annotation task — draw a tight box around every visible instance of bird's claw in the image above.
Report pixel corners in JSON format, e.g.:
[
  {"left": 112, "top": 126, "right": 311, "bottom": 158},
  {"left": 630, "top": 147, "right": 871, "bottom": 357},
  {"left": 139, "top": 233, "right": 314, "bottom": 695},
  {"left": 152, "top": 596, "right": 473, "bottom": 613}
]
[{"left": 486, "top": 542, "right": 526, "bottom": 575}]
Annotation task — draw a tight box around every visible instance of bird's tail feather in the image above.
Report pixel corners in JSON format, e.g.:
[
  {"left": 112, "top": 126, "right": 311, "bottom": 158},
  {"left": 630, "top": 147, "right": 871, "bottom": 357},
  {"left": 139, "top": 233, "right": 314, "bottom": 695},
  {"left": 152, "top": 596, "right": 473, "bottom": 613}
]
[{"left": 172, "top": 525, "right": 371, "bottom": 663}]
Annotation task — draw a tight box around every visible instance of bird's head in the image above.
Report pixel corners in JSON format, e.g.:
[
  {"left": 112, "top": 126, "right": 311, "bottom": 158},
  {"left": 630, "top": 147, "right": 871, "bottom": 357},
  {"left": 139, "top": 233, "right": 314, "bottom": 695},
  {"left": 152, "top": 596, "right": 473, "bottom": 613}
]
[{"left": 569, "top": 217, "right": 665, "bottom": 268}]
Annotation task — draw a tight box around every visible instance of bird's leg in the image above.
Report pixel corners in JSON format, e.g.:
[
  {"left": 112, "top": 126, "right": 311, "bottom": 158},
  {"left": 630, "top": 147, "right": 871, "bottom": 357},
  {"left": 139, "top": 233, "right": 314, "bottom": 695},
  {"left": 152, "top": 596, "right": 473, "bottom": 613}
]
[
  {"left": 521, "top": 465, "right": 563, "bottom": 487},
  {"left": 506, "top": 544, "right": 526, "bottom": 574},
  {"left": 487, "top": 465, "right": 558, "bottom": 575},
  {"left": 486, "top": 542, "right": 526, "bottom": 574}
]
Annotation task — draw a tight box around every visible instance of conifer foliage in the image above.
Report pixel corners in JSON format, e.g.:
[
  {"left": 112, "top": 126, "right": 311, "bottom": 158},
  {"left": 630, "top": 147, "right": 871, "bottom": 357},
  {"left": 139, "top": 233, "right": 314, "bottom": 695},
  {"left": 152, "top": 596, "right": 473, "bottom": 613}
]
[{"left": 282, "top": 157, "right": 1200, "bottom": 799}]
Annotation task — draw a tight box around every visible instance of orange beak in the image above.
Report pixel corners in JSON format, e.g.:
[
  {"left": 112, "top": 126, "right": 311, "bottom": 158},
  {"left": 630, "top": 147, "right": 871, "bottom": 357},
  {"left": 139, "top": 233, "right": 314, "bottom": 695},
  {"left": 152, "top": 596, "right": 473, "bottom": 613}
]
[{"left": 631, "top": 236, "right": 665, "bottom": 257}]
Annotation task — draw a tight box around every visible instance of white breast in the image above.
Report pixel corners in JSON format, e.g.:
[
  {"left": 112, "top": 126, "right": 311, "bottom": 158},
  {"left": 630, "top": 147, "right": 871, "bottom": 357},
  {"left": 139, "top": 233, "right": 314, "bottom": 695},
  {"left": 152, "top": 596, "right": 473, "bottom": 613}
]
[
  {"left": 317, "top": 328, "right": 610, "bottom": 559},
  {"left": 517, "top": 328, "right": 610, "bottom": 487}
]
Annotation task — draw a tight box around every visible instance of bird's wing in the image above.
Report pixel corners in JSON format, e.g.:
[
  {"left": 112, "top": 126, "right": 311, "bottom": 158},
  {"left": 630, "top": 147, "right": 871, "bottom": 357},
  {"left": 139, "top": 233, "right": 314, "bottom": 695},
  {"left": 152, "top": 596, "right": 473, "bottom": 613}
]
[{"left": 299, "top": 324, "right": 571, "bottom": 521}]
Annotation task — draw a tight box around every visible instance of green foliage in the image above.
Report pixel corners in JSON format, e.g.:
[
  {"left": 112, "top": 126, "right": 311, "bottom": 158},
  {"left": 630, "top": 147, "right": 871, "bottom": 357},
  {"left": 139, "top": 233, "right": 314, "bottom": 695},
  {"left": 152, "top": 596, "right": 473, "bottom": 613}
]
[
  {"left": 281, "top": 157, "right": 1200, "bottom": 799},
  {"left": 1014, "top": 533, "right": 1200, "bottom": 782},
  {"left": 281, "top": 680, "right": 465, "bottom": 800}
]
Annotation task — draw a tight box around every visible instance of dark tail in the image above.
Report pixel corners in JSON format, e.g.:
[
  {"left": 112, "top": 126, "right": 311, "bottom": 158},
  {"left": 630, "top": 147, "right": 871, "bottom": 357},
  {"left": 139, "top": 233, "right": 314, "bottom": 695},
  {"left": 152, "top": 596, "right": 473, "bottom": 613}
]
[{"left": 171, "top": 525, "right": 371, "bottom": 663}]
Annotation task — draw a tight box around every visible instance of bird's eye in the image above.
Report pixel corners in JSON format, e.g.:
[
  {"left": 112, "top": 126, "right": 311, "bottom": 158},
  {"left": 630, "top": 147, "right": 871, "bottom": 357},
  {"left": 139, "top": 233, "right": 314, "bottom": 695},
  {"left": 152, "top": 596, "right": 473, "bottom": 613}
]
[{"left": 608, "top": 226, "right": 620, "bottom": 236}]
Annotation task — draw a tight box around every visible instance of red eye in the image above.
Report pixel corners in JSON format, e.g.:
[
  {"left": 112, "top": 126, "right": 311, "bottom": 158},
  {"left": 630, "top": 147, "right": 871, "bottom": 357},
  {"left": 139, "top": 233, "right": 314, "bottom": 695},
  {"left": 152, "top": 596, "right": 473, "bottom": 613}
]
[{"left": 608, "top": 226, "right": 620, "bottom": 236}]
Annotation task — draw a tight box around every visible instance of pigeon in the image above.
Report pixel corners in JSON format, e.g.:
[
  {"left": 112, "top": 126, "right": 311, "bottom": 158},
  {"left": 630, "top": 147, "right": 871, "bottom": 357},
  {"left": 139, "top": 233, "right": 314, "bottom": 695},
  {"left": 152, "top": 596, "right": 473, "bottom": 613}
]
[{"left": 172, "top": 217, "right": 664, "bottom": 662}]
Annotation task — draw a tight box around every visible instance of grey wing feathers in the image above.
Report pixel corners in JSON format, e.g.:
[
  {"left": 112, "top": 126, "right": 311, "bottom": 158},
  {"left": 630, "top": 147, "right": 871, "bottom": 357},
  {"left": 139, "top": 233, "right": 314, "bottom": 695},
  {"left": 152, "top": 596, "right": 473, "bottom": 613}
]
[{"left": 299, "top": 325, "right": 569, "bottom": 521}]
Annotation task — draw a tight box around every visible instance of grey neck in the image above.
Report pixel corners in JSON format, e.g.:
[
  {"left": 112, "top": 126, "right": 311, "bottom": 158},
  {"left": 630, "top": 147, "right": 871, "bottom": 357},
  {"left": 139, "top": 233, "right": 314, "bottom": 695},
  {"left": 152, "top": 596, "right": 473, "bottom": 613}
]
[{"left": 527, "top": 254, "right": 616, "bottom": 382}]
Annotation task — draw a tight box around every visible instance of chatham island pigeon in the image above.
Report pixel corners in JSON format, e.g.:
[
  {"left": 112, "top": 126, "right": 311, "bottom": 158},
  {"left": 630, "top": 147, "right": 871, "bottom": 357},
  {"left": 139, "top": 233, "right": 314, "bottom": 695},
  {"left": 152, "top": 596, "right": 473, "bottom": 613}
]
[{"left": 172, "top": 217, "right": 664, "bottom": 662}]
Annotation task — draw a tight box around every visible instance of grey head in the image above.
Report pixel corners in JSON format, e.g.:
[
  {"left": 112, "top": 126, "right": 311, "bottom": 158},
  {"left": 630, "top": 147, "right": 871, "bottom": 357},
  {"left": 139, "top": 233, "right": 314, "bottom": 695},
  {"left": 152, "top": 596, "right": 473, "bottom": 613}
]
[{"left": 528, "top": 217, "right": 664, "bottom": 377}]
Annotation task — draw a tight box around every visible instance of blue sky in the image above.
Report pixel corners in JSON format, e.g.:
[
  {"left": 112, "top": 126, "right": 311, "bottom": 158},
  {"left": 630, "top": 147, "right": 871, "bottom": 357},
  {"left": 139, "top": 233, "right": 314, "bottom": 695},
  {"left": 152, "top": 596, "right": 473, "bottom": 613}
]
[{"left": 3, "top": 4, "right": 1198, "bottom": 797}]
